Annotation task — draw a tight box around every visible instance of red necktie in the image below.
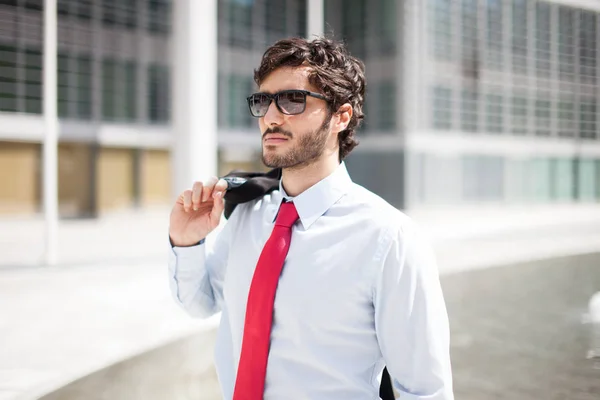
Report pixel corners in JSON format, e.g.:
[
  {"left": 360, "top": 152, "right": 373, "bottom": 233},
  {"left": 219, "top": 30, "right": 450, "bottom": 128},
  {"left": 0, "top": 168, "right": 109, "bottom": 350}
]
[{"left": 233, "top": 201, "right": 299, "bottom": 400}]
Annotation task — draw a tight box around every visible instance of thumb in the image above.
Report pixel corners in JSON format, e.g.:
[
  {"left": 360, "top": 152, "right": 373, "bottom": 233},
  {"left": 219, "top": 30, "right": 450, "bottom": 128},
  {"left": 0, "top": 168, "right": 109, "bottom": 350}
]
[{"left": 210, "top": 190, "right": 225, "bottom": 226}]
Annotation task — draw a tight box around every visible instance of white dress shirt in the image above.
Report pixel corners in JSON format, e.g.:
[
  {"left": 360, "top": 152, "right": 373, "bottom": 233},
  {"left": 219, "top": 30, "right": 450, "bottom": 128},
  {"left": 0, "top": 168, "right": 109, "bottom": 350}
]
[{"left": 168, "top": 162, "right": 453, "bottom": 400}]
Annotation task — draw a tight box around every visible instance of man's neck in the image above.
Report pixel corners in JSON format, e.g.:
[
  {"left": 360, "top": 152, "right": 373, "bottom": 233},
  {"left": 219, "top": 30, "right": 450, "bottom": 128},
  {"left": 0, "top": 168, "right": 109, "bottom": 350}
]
[{"left": 280, "top": 155, "right": 339, "bottom": 197}]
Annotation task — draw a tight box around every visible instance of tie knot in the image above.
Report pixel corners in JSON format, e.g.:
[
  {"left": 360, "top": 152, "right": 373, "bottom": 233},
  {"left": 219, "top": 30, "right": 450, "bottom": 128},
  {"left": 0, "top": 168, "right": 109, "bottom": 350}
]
[{"left": 275, "top": 201, "right": 299, "bottom": 228}]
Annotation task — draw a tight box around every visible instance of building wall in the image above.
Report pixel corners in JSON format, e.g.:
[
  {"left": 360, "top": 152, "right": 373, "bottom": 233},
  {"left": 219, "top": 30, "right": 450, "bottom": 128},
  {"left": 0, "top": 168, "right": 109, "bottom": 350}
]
[
  {"left": 97, "top": 147, "right": 134, "bottom": 212},
  {"left": 0, "top": 0, "right": 173, "bottom": 217},
  {"left": 0, "top": 141, "right": 40, "bottom": 215},
  {"left": 140, "top": 149, "right": 171, "bottom": 206},
  {"left": 58, "top": 143, "right": 93, "bottom": 217},
  {"left": 2, "top": 0, "right": 600, "bottom": 218},
  {"left": 410, "top": 0, "right": 600, "bottom": 208}
]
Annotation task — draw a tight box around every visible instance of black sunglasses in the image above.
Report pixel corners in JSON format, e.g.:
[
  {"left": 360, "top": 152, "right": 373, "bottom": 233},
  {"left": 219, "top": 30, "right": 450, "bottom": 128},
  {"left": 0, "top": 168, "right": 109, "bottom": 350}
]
[{"left": 246, "top": 89, "right": 328, "bottom": 117}]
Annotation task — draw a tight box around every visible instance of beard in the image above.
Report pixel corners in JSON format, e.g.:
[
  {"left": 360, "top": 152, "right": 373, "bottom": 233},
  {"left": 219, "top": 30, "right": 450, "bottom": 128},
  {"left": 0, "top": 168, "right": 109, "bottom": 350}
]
[{"left": 261, "top": 116, "right": 332, "bottom": 170}]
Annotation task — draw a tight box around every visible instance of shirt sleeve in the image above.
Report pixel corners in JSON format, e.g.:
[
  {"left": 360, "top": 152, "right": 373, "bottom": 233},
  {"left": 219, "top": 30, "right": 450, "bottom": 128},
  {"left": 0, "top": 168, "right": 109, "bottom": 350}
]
[
  {"left": 373, "top": 221, "right": 454, "bottom": 400},
  {"left": 167, "top": 210, "right": 236, "bottom": 319}
]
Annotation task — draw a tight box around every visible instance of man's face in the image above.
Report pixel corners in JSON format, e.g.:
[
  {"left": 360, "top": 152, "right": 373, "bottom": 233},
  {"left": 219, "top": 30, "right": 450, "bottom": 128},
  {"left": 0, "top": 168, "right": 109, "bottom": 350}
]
[{"left": 256, "top": 66, "right": 334, "bottom": 169}]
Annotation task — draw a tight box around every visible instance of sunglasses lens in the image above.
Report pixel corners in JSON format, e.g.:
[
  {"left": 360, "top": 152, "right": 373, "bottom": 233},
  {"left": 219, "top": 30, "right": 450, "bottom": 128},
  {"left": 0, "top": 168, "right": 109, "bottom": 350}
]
[
  {"left": 277, "top": 91, "right": 306, "bottom": 115},
  {"left": 248, "top": 94, "right": 271, "bottom": 117}
]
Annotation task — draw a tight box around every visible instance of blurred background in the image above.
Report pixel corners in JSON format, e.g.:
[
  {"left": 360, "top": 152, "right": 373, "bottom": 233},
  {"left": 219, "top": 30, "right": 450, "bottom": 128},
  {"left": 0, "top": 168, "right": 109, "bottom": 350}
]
[{"left": 1, "top": 0, "right": 600, "bottom": 399}]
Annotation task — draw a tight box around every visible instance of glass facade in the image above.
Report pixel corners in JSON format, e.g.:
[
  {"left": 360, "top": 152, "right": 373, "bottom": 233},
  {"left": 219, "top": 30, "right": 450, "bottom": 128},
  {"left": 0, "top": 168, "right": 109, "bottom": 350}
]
[
  {"left": 0, "top": 0, "right": 599, "bottom": 212},
  {"left": 0, "top": 0, "right": 171, "bottom": 123},
  {"left": 423, "top": 0, "right": 600, "bottom": 206},
  {"left": 216, "top": 0, "right": 307, "bottom": 130},
  {"left": 428, "top": 0, "right": 600, "bottom": 141}
]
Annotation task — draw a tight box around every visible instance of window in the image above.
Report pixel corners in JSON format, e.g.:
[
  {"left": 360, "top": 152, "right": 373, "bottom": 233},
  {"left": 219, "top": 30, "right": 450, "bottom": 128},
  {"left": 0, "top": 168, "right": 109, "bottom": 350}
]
[
  {"left": 430, "top": 0, "right": 452, "bottom": 61},
  {"left": 123, "top": 62, "right": 136, "bottom": 120},
  {"left": 535, "top": 2, "right": 551, "bottom": 78},
  {"left": 462, "top": 155, "right": 504, "bottom": 201},
  {"left": 577, "top": 159, "right": 596, "bottom": 201},
  {"left": 512, "top": 0, "right": 528, "bottom": 75},
  {"left": 376, "top": 0, "right": 396, "bottom": 55},
  {"left": 342, "top": 0, "right": 367, "bottom": 59},
  {"left": 552, "top": 158, "right": 574, "bottom": 201},
  {"left": 557, "top": 99, "right": 575, "bottom": 137},
  {"left": 103, "top": 59, "right": 137, "bottom": 122},
  {"left": 0, "top": 44, "right": 18, "bottom": 112},
  {"left": 56, "top": 52, "right": 92, "bottom": 119},
  {"left": 148, "top": 0, "right": 171, "bottom": 34},
  {"left": 510, "top": 95, "right": 527, "bottom": 135},
  {"left": 579, "top": 11, "right": 597, "bottom": 84},
  {"left": 558, "top": 7, "right": 575, "bottom": 81},
  {"left": 102, "top": 0, "right": 117, "bottom": 26},
  {"left": 530, "top": 158, "right": 552, "bottom": 201},
  {"left": 461, "top": 88, "right": 479, "bottom": 132},
  {"left": 486, "top": 0, "right": 503, "bottom": 70},
  {"left": 23, "top": 48, "right": 42, "bottom": 114},
  {"left": 596, "top": 161, "right": 600, "bottom": 200},
  {"left": 486, "top": 93, "right": 503, "bottom": 133},
  {"left": 377, "top": 82, "right": 396, "bottom": 130},
  {"left": 535, "top": 96, "right": 551, "bottom": 136},
  {"left": 74, "top": 0, "right": 93, "bottom": 19},
  {"left": 432, "top": 86, "right": 452, "bottom": 130},
  {"left": 296, "top": 0, "right": 306, "bottom": 38},
  {"left": 148, "top": 65, "right": 170, "bottom": 123},
  {"left": 229, "top": 0, "right": 254, "bottom": 47},
  {"left": 122, "top": 0, "right": 137, "bottom": 28},
  {"left": 580, "top": 99, "right": 597, "bottom": 139},
  {"left": 58, "top": 0, "right": 70, "bottom": 16},
  {"left": 103, "top": 0, "right": 137, "bottom": 29},
  {"left": 265, "top": 0, "right": 286, "bottom": 46},
  {"left": 75, "top": 56, "right": 92, "bottom": 119},
  {"left": 24, "top": 0, "right": 43, "bottom": 11},
  {"left": 225, "top": 74, "right": 253, "bottom": 128},
  {"left": 58, "top": 52, "right": 70, "bottom": 117},
  {"left": 461, "top": 0, "right": 479, "bottom": 77},
  {"left": 102, "top": 59, "right": 117, "bottom": 120}
]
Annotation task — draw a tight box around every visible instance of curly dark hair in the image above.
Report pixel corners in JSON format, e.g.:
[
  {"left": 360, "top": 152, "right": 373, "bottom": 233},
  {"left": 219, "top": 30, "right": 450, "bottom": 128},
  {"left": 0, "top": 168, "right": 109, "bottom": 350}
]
[{"left": 254, "top": 37, "right": 366, "bottom": 161}]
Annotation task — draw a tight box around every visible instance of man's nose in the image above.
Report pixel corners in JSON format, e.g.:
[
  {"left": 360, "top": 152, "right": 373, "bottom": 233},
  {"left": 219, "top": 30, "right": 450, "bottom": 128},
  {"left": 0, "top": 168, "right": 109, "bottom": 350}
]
[{"left": 263, "top": 100, "right": 284, "bottom": 127}]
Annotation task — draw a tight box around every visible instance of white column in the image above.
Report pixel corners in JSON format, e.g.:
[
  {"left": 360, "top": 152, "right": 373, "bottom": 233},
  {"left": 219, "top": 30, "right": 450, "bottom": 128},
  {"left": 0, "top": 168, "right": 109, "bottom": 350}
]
[
  {"left": 307, "top": 0, "right": 324, "bottom": 39},
  {"left": 172, "top": 0, "right": 218, "bottom": 197},
  {"left": 43, "top": 0, "right": 58, "bottom": 266},
  {"left": 401, "top": 0, "right": 421, "bottom": 210}
]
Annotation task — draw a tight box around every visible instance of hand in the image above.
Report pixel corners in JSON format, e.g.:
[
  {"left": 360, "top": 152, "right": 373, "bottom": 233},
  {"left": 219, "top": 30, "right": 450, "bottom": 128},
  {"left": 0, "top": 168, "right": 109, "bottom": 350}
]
[{"left": 169, "top": 177, "right": 228, "bottom": 247}]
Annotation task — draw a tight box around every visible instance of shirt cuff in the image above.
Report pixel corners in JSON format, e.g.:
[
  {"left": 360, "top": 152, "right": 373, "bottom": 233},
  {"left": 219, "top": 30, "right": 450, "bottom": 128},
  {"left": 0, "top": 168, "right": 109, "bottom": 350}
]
[
  {"left": 169, "top": 236, "right": 205, "bottom": 248},
  {"left": 169, "top": 240, "right": 205, "bottom": 264}
]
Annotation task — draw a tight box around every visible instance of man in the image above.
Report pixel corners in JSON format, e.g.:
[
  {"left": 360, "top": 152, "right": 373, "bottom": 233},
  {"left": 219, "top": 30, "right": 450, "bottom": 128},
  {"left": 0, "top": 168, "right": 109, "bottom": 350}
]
[{"left": 168, "top": 37, "right": 453, "bottom": 399}]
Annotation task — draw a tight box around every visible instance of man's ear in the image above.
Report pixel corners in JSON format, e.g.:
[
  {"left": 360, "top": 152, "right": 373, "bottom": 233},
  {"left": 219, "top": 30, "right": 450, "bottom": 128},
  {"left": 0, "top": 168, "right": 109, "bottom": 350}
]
[{"left": 332, "top": 103, "right": 353, "bottom": 134}]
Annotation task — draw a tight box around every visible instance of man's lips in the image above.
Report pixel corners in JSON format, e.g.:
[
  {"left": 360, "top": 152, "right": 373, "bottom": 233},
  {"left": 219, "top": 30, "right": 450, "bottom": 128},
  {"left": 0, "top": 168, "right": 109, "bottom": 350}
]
[{"left": 263, "top": 135, "right": 289, "bottom": 144}]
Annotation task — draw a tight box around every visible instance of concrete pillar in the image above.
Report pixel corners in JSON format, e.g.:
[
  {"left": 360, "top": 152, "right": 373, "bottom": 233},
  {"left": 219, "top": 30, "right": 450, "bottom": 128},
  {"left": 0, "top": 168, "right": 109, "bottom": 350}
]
[
  {"left": 43, "top": 0, "right": 59, "bottom": 265},
  {"left": 171, "top": 0, "right": 218, "bottom": 197},
  {"left": 400, "top": 0, "right": 420, "bottom": 210},
  {"left": 307, "top": 0, "right": 324, "bottom": 39}
]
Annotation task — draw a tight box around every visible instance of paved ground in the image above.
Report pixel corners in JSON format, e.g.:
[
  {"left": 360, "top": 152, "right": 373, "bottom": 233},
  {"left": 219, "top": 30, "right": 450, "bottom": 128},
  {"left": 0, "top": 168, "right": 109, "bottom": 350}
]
[
  {"left": 445, "top": 253, "right": 600, "bottom": 400},
  {"left": 2, "top": 203, "right": 600, "bottom": 399},
  {"left": 39, "top": 253, "right": 600, "bottom": 400}
]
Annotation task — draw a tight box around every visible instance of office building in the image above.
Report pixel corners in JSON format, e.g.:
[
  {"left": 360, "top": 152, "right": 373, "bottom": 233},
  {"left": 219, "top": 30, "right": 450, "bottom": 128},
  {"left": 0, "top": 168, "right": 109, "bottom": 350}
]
[{"left": 1, "top": 0, "right": 599, "bottom": 217}]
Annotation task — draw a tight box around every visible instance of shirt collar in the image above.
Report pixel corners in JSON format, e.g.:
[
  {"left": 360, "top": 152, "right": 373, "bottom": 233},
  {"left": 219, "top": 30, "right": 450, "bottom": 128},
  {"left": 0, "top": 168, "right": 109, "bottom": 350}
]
[{"left": 277, "top": 162, "right": 353, "bottom": 230}]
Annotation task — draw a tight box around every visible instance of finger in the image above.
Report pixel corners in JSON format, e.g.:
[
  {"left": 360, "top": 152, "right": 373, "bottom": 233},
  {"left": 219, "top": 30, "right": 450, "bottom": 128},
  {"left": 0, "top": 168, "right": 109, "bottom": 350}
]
[
  {"left": 210, "top": 190, "right": 225, "bottom": 224},
  {"left": 191, "top": 181, "right": 203, "bottom": 210},
  {"left": 182, "top": 190, "right": 193, "bottom": 212},
  {"left": 202, "top": 176, "right": 218, "bottom": 203},
  {"left": 213, "top": 179, "right": 228, "bottom": 196}
]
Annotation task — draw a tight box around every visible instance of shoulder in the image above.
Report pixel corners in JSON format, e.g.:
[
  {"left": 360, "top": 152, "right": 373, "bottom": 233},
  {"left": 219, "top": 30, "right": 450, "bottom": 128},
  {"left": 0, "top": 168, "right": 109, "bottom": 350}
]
[
  {"left": 341, "top": 183, "right": 413, "bottom": 231},
  {"left": 340, "top": 183, "right": 432, "bottom": 255}
]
